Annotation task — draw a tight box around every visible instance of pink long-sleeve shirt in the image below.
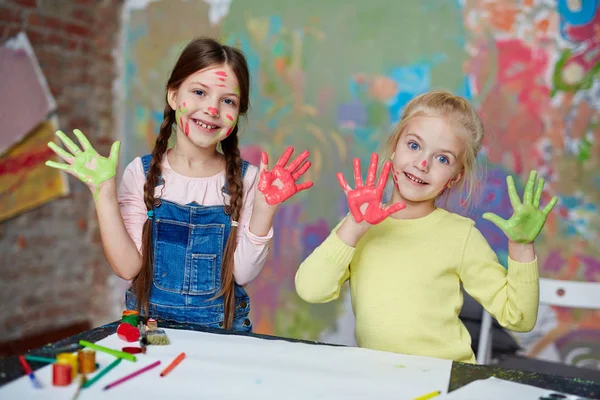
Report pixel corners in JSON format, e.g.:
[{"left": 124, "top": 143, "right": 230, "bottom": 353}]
[{"left": 117, "top": 155, "right": 272, "bottom": 286}]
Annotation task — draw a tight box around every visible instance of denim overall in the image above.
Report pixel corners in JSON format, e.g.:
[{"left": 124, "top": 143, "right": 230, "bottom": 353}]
[{"left": 125, "top": 154, "right": 253, "bottom": 332}]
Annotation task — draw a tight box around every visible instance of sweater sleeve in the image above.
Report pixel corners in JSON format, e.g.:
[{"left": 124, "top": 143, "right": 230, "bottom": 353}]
[
  {"left": 117, "top": 157, "right": 147, "bottom": 254},
  {"left": 233, "top": 165, "right": 273, "bottom": 285},
  {"left": 460, "top": 225, "right": 539, "bottom": 332},
  {"left": 295, "top": 218, "right": 355, "bottom": 303}
]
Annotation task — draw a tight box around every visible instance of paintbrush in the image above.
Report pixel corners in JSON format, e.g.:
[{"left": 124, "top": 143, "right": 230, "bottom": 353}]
[{"left": 138, "top": 321, "right": 147, "bottom": 353}]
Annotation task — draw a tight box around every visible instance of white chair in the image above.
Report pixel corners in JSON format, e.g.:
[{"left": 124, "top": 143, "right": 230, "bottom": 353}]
[{"left": 476, "top": 278, "right": 600, "bottom": 364}]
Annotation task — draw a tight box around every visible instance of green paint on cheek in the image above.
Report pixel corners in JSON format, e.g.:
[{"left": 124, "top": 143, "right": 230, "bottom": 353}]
[{"left": 175, "top": 103, "right": 189, "bottom": 127}]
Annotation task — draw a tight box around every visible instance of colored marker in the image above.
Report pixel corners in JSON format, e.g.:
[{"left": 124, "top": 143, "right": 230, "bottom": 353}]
[
  {"left": 160, "top": 352, "right": 186, "bottom": 377},
  {"left": 103, "top": 360, "right": 161, "bottom": 391},
  {"left": 413, "top": 390, "right": 441, "bottom": 400},
  {"left": 25, "top": 354, "right": 99, "bottom": 369},
  {"left": 82, "top": 358, "right": 122, "bottom": 389},
  {"left": 18, "top": 355, "right": 42, "bottom": 388},
  {"left": 79, "top": 340, "right": 136, "bottom": 362}
]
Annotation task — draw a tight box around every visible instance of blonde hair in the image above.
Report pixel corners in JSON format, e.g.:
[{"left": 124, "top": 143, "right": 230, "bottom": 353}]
[{"left": 381, "top": 90, "right": 485, "bottom": 207}]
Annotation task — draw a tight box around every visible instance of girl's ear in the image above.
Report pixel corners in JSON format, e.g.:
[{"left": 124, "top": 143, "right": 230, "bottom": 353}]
[
  {"left": 448, "top": 170, "right": 463, "bottom": 188},
  {"left": 167, "top": 88, "right": 178, "bottom": 111}
]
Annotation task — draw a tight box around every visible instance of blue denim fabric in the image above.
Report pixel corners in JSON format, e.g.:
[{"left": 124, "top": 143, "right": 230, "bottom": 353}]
[{"left": 125, "top": 154, "right": 252, "bottom": 332}]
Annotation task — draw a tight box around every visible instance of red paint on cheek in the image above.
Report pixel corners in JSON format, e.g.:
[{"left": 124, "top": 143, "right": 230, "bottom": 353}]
[
  {"left": 215, "top": 71, "right": 227, "bottom": 77},
  {"left": 225, "top": 127, "right": 233, "bottom": 136},
  {"left": 226, "top": 114, "right": 233, "bottom": 121},
  {"left": 421, "top": 160, "right": 427, "bottom": 168},
  {"left": 207, "top": 107, "right": 218, "bottom": 116}
]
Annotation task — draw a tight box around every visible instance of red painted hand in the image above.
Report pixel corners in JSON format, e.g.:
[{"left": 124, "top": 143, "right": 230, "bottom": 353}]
[
  {"left": 337, "top": 153, "right": 406, "bottom": 224},
  {"left": 258, "top": 146, "right": 314, "bottom": 206}
]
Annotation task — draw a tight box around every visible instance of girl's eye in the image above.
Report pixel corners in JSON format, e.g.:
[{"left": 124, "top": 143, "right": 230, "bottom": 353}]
[
  {"left": 193, "top": 89, "right": 206, "bottom": 96},
  {"left": 408, "top": 141, "right": 420, "bottom": 151},
  {"left": 223, "top": 98, "right": 236, "bottom": 106},
  {"left": 437, "top": 155, "right": 449, "bottom": 164}
]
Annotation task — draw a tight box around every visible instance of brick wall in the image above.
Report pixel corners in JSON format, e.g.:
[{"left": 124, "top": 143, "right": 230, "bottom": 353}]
[{"left": 0, "top": 0, "right": 124, "bottom": 345}]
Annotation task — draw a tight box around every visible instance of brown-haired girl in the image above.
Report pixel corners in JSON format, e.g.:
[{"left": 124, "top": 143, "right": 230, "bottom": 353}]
[{"left": 46, "top": 37, "right": 313, "bottom": 331}]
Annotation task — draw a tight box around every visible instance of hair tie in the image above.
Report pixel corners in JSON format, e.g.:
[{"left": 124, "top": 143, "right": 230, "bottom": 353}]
[
  {"left": 231, "top": 220, "right": 239, "bottom": 227},
  {"left": 147, "top": 210, "right": 155, "bottom": 220}
]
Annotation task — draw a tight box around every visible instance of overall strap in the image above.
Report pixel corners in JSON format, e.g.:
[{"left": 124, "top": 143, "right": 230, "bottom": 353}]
[
  {"left": 140, "top": 154, "right": 164, "bottom": 187},
  {"left": 222, "top": 160, "right": 251, "bottom": 195}
]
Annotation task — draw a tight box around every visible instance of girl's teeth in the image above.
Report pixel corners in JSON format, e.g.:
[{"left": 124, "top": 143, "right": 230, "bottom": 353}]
[
  {"left": 405, "top": 173, "right": 425, "bottom": 184},
  {"left": 194, "top": 120, "right": 217, "bottom": 129}
]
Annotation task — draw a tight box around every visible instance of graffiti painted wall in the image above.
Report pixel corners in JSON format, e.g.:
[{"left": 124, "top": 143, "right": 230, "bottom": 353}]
[{"left": 120, "top": 0, "right": 599, "bottom": 368}]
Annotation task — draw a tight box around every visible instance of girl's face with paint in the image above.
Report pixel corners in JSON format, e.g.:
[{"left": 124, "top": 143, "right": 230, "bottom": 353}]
[
  {"left": 167, "top": 64, "right": 240, "bottom": 148},
  {"left": 390, "top": 115, "right": 464, "bottom": 204}
]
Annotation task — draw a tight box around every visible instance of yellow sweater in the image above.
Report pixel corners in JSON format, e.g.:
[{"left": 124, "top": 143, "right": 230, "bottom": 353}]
[{"left": 295, "top": 208, "right": 539, "bottom": 363}]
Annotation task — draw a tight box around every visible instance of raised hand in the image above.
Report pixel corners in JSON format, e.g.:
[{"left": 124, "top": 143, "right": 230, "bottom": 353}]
[
  {"left": 337, "top": 153, "right": 405, "bottom": 224},
  {"left": 257, "top": 146, "right": 313, "bottom": 206},
  {"left": 483, "top": 170, "right": 558, "bottom": 243},
  {"left": 45, "top": 129, "right": 120, "bottom": 196}
]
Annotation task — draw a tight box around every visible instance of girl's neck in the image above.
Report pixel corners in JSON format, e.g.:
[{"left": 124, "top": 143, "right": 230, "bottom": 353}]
[
  {"left": 388, "top": 190, "right": 437, "bottom": 219},
  {"left": 167, "top": 135, "right": 224, "bottom": 178}
]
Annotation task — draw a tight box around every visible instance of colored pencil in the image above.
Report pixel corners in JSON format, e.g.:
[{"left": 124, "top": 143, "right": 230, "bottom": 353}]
[
  {"left": 103, "top": 360, "right": 161, "bottom": 391},
  {"left": 18, "top": 355, "right": 42, "bottom": 389},
  {"left": 160, "top": 352, "right": 186, "bottom": 377},
  {"left": 413, "top": 390, "right": 441, "bottom": 400},
  {"left": 24, "top": 355, "right": 56, "bottom": 364},
  {"left": 25, "top": 354, "right": 100, "bottom": 369},
  {"left": 82, "top": 358, "right": 122, "bottom": 389},
  {"left": 79, "top": 340, "right": 136, "bottom": 362}
]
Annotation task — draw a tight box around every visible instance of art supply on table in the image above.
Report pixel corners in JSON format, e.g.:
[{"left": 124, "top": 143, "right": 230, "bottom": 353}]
[
  {"left": 139, "top": 324, "right": 148, "bottom": 353},
  {"left": 117, "top": 322, "right": 140, "bottom": 342},
  {"left": 79, "top": 340, "right": 137, "bottom": 362},
  {"left": 103, "top": 360, "right": 161, "bottom": 391},
  {"left": 145, "top": 329, "right": 170, "bottom": 345},
  {"left": 77, "top": 349, "right": 96, "bottom": 374},
  {"left": 52, "top": 363, "right": 72, "bottom": 386},
  {"left": 82, "top": 358, "right": 122, "bottom": 389},
  {"left": 160, "top": 352, "right": 185, "bottom": 377},
  {"left": 25, "top": 354, "right": 99, "bottom": 369},
  {"left": 146, "top": 318, "right": 158, "bottom": 330},
  {"left": 122, "top": 347, "right": 143, "bottom": 354},
  {"left": 57, "top": 352, "right": 79, "bottom": 379},
  {"left": 413, "top": 390, "right": 440, "bottom": 400},
  {"left": 122, "top": 310, "right": 139, "bottom": 327},
  {"left": 18, "top": 355, "right": 43, "bottom": 389},
  {"left": 72, "top": 374, "right": 87, "bottom": 400},
  {"left": 25, "top": 355, "right": 56, "bottom": 364}
]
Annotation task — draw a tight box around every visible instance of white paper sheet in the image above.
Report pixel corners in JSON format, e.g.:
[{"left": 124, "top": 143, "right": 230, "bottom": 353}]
[
  {"left": 437, "top": 377, "right": 594, "bottom": 400},
  {"left": 0, "top": 328, "right": 452, "bottom": 399}
]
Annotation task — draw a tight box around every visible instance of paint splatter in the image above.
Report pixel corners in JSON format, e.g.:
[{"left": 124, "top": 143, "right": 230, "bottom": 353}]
[
  {"left": 226, "top": 114, "right": 234, "bottom": 121},
  {"left": 215, "top": 71, "right": 228, "bottom": 77},
  {"left": 421, "top": 160, "right": 426, "bottom": 168},
  {"left": 207, "top": 107, "right": 218, "bottom": 116},
  {"left": 218, "top": 77, "right": 226, "bottom": 82}
]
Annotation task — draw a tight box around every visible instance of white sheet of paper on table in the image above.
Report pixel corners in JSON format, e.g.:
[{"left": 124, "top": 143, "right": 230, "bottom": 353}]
[
  {"left": 0, "top": 328, "right": 452, "bottom": 399},
  {"left": 436, "top": 376, "right": 594, "bottom": 400}
]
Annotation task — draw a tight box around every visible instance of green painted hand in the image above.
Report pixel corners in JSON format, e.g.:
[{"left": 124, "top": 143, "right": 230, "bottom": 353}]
[
  {"left": 45, "top": 129, "right": 120, "bottom": 195},
  {"left": 483, "top": 170, "right": 558, "bottom": 244}
]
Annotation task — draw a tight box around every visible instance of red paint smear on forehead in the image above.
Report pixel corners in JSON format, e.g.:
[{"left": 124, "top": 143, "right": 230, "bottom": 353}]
[
  {"left": 226, "top": 114, "right": 234, "bottom": 121},
  {"left": 216, "top": 84, "right": 226, "bottom": 87},
  {"left": 215, "top": 71, "right": 227, "bottom": 77},
  {"left": 218, "top": 77, "right": 226, "bottom": 82}
]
